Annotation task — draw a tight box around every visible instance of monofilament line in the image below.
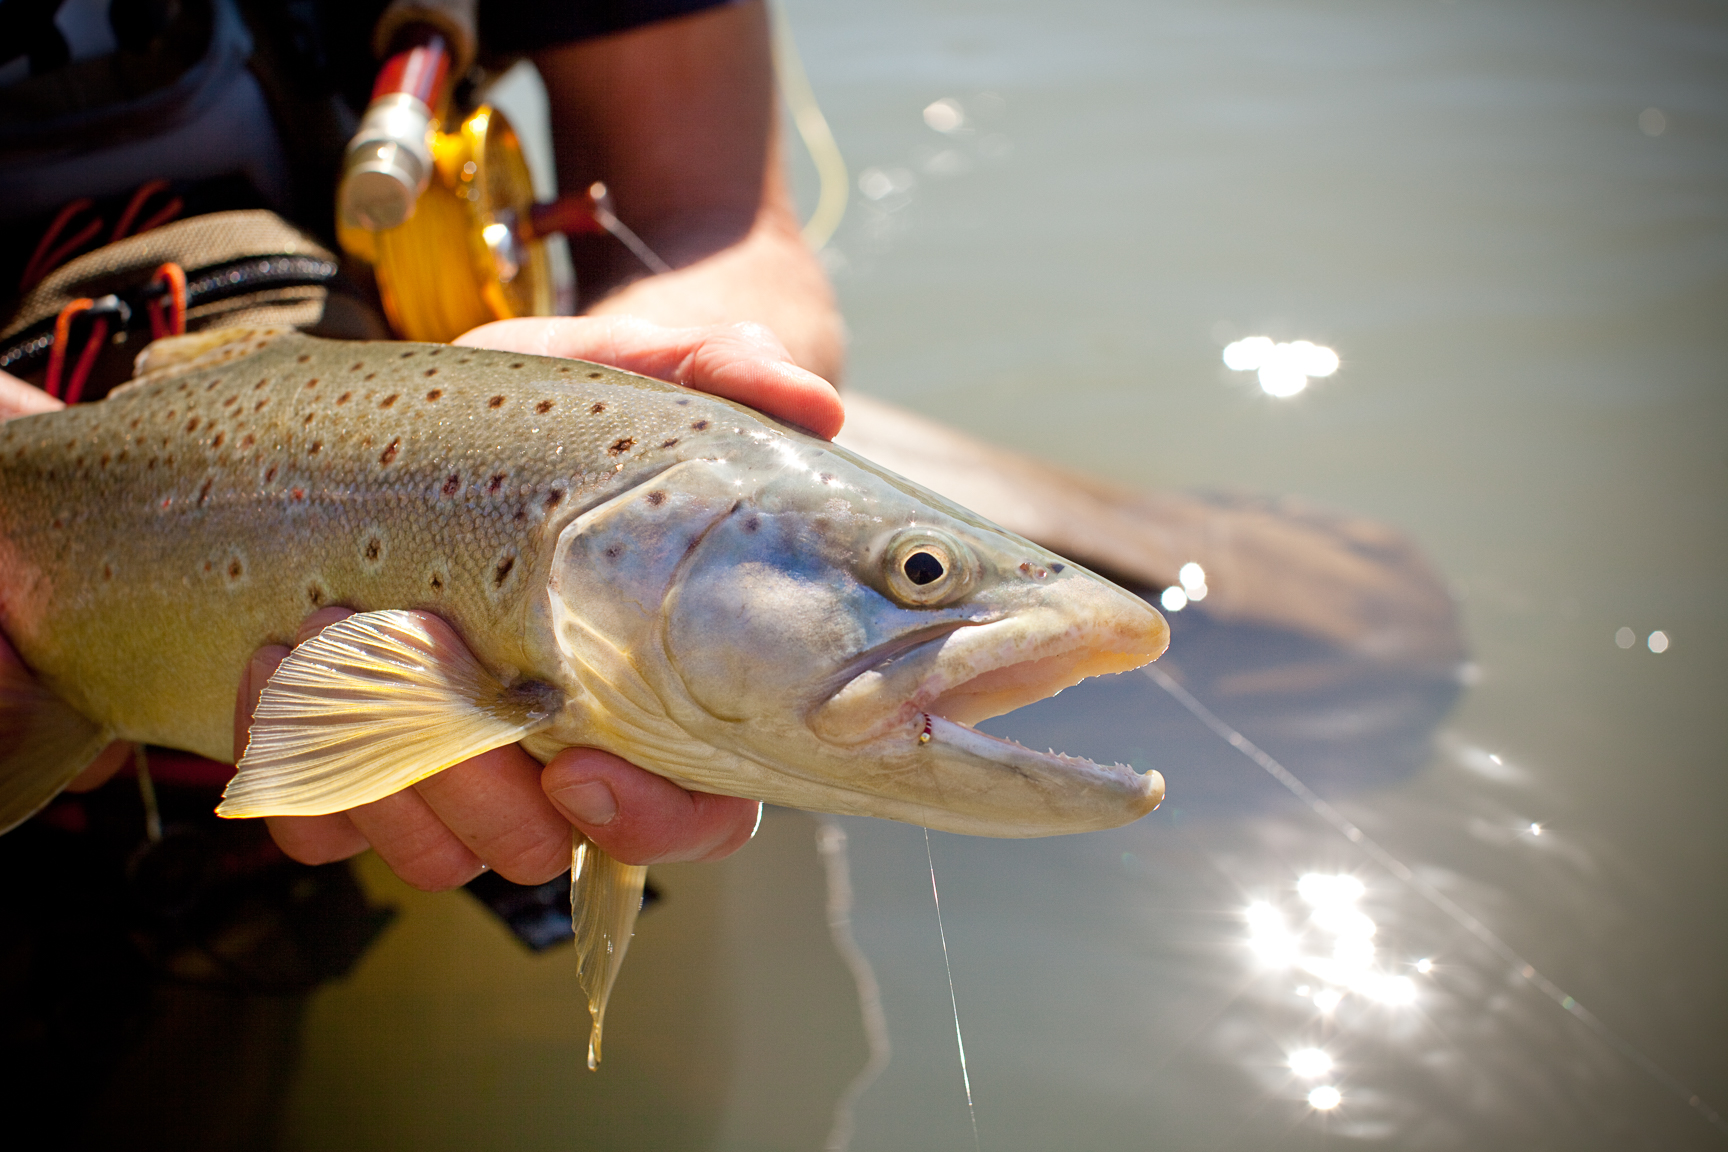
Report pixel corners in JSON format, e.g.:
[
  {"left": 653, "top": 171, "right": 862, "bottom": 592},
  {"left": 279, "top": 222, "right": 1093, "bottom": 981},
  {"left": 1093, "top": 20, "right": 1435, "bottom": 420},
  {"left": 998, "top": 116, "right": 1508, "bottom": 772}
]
[
  {"left": 1144, "top": 664, "right": 1728, "bottom": 1137},
  {"left": 925, "top": 827, "right": 981, "bottom": 1151}
]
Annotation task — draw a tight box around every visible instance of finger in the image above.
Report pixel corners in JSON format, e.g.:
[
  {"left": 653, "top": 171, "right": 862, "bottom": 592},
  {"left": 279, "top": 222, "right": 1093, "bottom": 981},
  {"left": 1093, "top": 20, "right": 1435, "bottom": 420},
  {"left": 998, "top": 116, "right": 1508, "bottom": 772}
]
[
  {"left": 64, "top": 740, "right": 134, "bottom": 793},
  {"left": 411, "top": 743, "right": 575, "bottom": 885},
  {"left": 455, "top": 315, "right": 844, "bottom": 439},
  {"left": 0, "top": 369, "right": 61, "bottom": 422},
  {"left": 347, "top": 786, "right": 486, "bottom": 892},
  {"left": 542, "top": 746, "right": 759, "bottom": 865},
  {"left": 266, "top": 812, "right": 369, "bottom": 865}
]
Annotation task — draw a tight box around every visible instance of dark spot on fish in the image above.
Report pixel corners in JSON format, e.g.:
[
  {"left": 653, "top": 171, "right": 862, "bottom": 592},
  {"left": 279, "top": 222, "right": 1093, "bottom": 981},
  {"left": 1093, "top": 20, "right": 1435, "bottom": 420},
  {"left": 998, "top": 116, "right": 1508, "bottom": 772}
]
[
  {"left": 290, "top": 487, "right": 306, "bottom": 501},
  {"left": 204, "top": 561, "right": 212, "bottom": 573},
  {"left": 426, "top": 389, "right": 442, "bottom": 401},
  {"left": 587, "top": 370, "right": 604, "bottom": 380},
  {"left": 819, "top": 473, "right": 834, "bottom": 484},
  {"left": 379, "top": 438, "right": 400, "bottom": 465},
  {"left": 691, "top": 420, "right": 708, "bottom": 430},
  {"left": 646, "top": 491, "right": 666, "bottom": 506},
  {"left": 429, "top": 348, "right": 443, "bottom": 356},
  {"left": 442, "top": 474, "right": 461, "bottom": 496},
  {"left": 167, "top": 410, "right": 177, "bottom": 420},
  {"left": 308, "top": 441, "right": 321, "bottom": 455},
  {"left": 265, "top": 465, "right": 277, "bottom": 482},
  {"left": 365, "top": 536, "right": 380, "bottom": 561},
  {"left": 429, "top": 573, "right": 443, "bottom": 592},
  {"left": 604, "top": 545, "right": 621, "bottom": 560},
  {"left": 536, "top": 399, "right": 554, "bottom": 414},
  {"left": 197, "top": 478, "right": 212, "bottom": 505},
  {"left": 609, "top": 437, "right": 635, "bottom": 455},
  {"left": 241, "top": 434, "right": 255, "bottom": 448},
  {"left": 590, "top": 402, "right": 606, "bottom": 414},
  {"left": 364, "top": 373, "right": 377, "bottom": 382},
  {"left": 308, "top": 583, "right": 325, "bottom": 606},
  {"left": 130, "top": 417, "right": 142, "bottom": 428},
  {"left": 380, "top": 394, "right": 398, "bottom": 408},
  {"left": 493, "top": 555, "right": 515, "bottom": 585},
  {"left": 351, "top": 362, "right": 364, "bottom": 372},
  {"left": 99, "top": 453, "right": 110, "bottom": 467},
  {"left": 254, "top": 379, "right": 268, "bottom": 391},
  {"left": 147, "top": 457, "right": 157, "bottom": 469},
  {"left": 1050, "top": 563, "right": 1066, "bottom": 574},
  {"left": 557, "top": 366, "right": 570, "bottom": 373},
  {"left": 306, "top": 378, "right": 319, "bottom": 389},
  {"left": 543, "top": 489, "right": 563, "bottom": 511},
  {"left": 228, "top": 559, "right": 243, "bottom": 579},
  {"left": 185, "top": 416, "right": 200, "bottom": 432},
  {"left": 254, "top": 399, "right": 268, "bottom": 412},
  {"left": 164, "top": 455, "right": 174, "bottom": 466},
  {"left": 297, "top": 354, "right": 311, "bottom": 364},
  {"left": 676, "top": 398, "right": 689, "bottom": 406},
  {"left": 509, "top": 362, "right": 523, "bottom": 370},
  {"left": 661, "top": 438, "right": 679, "bottom": 448},
  {"left": 103, "top": 565, "right": 112, "bottom": 581},
  {"left": 425, "top": 368, "right": 438, "bottom": 378},
  {"left": 513, "top": 508, "right": 527, "bottom": 523},
  {"left": 222, "top": 395, "right": 237, "bottom": 407},
  {"left": 211, "top": 432, "right": 224, "bottom": 448},
  {"left": 489, "top": 396, "right": 505, "bottom": 409},
  {"left": 488, "top": 473, "right": 506, "bottom": 494},
  {"left": 337, "top": 392, "right": 351, "bottom": 405},
  {"left": 400, "top": 350, "right": 416, "bottom": 359},
  {"left": 744, "top": 516, "right": 761, "bottom": 533},
  {"left": 303, "top": 413, "right": 315, "bottom": 425}
]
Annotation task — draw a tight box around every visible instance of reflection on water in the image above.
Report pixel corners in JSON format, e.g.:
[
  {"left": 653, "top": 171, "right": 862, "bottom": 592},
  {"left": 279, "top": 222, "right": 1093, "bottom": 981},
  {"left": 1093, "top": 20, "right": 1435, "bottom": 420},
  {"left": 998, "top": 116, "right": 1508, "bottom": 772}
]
[{"left": 1222, "top": 335, "right": 1341, "bottom": 397}]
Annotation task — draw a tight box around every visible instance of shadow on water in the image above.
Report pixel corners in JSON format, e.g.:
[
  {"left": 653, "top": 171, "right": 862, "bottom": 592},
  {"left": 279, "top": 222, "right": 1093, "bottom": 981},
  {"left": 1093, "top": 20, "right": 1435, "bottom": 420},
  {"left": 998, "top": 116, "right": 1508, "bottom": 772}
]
[{"left": 982, "top": 599, "right": 1465, "bottom": 819}]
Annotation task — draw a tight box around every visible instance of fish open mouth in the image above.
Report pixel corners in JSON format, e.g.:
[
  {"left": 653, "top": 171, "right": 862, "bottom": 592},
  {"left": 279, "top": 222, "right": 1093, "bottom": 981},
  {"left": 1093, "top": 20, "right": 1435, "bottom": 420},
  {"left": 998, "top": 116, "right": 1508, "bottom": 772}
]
[{"left": 813, "top": 586, "right": 1169, "bottom": 787}]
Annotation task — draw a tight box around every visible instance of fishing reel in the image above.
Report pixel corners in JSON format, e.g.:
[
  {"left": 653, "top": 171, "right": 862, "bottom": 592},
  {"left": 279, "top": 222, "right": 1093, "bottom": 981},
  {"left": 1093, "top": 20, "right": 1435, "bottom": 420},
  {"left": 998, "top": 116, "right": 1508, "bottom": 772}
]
[{"left": 334, "top": 0, "right": 659, "bottom": 343}]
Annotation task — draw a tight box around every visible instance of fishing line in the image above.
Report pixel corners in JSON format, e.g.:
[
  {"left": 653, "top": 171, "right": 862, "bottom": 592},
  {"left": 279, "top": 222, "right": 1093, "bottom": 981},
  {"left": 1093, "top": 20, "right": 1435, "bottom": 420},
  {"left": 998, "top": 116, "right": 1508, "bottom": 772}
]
[
  {"left": 817, "top": 818, "right": 891, "bottom": 1152},
  {"left": 1143, "top": 664, "right": 1728, "bottom": 1137},
  {"left": 925, "top": 827, "right": 981, "bottom": 1151}
]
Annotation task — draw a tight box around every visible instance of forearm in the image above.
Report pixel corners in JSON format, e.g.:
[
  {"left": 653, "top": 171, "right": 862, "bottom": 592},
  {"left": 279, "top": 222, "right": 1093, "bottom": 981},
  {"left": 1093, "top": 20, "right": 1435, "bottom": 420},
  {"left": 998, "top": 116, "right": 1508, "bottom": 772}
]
[
  {"left": 531, "top": 1, "right": 844, "bottom": 383},
  {"left": 584, "top": 156, "right": 844, "bottom": 383}
]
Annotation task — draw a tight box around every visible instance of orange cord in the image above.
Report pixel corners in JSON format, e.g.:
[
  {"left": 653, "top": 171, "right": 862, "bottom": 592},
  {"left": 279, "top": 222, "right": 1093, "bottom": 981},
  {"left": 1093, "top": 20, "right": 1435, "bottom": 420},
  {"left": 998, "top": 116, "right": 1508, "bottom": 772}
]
[
  {"left": 20, "top": 200, "right": 99, "bottom": 292},
  {"left": 45, "top": 298, "right": 96, "bottom": 400},
  {"left": 110, "top": 179, "right": 182, "bottom": 242},
  {"left": 147, "top": 262, "right": 188, "bottom": 339}
]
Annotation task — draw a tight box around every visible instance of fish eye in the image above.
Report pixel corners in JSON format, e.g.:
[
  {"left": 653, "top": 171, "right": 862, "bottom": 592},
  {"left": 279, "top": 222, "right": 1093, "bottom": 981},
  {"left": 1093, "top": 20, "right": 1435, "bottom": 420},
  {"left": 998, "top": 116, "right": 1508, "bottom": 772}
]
[
  {"left": 883, "top": 529, "right": 972, "bottom": 606},
  {"left": 903, "top": 551, "right": 944, "bottom": 585}
]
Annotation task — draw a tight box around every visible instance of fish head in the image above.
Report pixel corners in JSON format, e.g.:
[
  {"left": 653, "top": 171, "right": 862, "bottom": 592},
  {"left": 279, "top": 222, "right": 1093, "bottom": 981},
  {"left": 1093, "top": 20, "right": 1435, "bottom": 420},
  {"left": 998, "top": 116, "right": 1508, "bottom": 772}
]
[{"left": 543, "top": 430, "right": 1168, "bottom": 837}]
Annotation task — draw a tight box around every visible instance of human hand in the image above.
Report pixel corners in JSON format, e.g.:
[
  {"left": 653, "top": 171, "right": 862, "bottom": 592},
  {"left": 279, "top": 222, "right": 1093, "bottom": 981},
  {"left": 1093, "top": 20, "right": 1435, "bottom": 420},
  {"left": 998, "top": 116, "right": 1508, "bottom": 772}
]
[
  {"left": 247, "top": 609, "right": 757, "bottom": 890},
  {"left": 455, "top": 315, "right": 844, "bottom": 439}
]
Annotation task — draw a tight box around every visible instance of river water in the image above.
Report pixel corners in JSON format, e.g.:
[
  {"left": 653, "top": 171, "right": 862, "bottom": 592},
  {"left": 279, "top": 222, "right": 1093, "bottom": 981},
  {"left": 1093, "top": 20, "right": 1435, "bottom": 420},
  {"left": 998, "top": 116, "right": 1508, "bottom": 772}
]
[{"left": 282, "top": 1, "right": 1728, "bottom": 1148}]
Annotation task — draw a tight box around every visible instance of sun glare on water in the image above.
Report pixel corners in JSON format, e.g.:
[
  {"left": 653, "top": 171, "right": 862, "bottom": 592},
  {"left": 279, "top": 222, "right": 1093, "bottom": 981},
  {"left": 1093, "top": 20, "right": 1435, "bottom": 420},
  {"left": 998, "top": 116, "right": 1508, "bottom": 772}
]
[{"left": 1222, "top": 336, "right": 1340, "bottom": 397}]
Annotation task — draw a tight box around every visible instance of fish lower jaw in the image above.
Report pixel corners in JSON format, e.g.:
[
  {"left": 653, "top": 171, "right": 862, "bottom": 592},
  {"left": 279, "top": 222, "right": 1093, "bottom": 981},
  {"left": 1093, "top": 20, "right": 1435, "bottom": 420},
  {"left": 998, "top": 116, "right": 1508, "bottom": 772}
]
[{"left": 923, "top": 712, "right": 1160, "bottom": 795}]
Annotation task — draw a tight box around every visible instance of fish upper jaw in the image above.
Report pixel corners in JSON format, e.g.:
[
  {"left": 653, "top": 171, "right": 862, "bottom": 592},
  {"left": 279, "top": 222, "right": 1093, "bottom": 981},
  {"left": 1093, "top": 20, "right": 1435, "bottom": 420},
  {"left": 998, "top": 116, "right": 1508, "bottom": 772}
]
[{"left": 811, "top": 575, "right": 1169, "bottom": 745}]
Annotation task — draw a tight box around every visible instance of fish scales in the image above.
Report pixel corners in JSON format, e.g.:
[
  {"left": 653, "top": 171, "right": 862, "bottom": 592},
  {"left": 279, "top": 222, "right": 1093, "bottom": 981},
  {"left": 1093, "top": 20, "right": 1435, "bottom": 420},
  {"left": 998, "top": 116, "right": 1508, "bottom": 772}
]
[{"left": 0, "top": 338, "right": 731, "bottom": 762}]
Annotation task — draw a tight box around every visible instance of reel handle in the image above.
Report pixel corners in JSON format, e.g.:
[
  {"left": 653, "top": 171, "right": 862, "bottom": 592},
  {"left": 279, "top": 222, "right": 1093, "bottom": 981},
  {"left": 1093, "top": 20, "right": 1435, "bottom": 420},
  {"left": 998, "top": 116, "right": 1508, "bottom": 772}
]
[{"left": 336, "top": 0, "right": 479, "bottom": 234}]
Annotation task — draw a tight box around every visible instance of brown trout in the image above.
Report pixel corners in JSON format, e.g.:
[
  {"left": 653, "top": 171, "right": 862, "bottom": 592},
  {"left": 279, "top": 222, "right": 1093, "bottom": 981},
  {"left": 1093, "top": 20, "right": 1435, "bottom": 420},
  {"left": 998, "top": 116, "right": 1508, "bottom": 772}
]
[{"left": 0, "top": 328, "right": 1167, "bottom": 1062}]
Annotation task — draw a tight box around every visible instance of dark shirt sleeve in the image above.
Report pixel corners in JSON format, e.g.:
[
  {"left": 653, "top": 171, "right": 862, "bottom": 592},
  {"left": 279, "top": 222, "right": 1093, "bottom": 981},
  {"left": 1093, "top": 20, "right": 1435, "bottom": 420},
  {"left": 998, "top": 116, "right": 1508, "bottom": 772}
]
[{"left": 478, "top": 0, "right": 736, "bottom": 54}]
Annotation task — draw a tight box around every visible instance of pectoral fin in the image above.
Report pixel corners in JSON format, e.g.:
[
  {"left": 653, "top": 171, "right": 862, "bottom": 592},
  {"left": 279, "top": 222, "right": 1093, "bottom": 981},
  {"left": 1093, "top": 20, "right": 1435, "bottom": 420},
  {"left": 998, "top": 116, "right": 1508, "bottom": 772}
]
[
  {"left": 218, "top": 610, "right": 561, "bottom": 818},
  {"left": 0, "top": 660, "right": 111, "bottom": 834},
  {"left": 571, "top": 832, "right": 649, "bottom": 1070}
]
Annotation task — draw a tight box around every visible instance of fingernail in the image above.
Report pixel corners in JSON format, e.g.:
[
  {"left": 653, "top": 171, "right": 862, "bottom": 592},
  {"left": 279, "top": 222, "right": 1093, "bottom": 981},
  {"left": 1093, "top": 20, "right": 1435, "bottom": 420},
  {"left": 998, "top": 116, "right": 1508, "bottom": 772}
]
[{"left": 552, "top": 780, "right": 618, "bottom": 827}]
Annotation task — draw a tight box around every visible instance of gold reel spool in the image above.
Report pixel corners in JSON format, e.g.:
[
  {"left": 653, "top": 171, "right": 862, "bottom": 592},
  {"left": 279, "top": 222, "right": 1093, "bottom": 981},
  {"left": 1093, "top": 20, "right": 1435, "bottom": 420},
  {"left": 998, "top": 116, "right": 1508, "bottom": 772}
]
[{"left": 339, "top": 105, "right": 553, "bottom": 343}]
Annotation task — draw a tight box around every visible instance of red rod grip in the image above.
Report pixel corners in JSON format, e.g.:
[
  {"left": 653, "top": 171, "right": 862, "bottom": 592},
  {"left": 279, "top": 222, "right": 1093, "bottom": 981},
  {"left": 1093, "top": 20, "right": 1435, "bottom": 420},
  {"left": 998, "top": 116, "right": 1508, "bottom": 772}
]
[{"left": 371, "top": 29, "right": 450, "bottom": 105}]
